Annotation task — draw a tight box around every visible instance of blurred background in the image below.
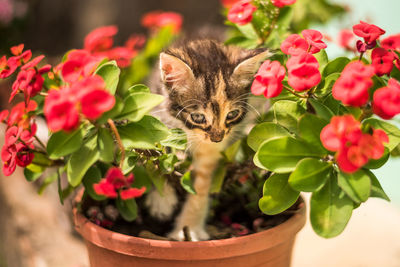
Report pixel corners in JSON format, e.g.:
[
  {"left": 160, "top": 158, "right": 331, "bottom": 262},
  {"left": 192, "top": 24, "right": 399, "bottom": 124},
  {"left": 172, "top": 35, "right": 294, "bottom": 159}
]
[{"left": 0, "top": 0, "right": 399, "bottom": 266}]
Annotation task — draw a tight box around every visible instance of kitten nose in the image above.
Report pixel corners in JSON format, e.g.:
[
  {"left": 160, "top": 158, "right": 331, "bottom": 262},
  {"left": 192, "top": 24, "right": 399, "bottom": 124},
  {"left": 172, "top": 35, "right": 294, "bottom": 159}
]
[{"left": 210, "top": 130, "right": 225, "bottom": 143}]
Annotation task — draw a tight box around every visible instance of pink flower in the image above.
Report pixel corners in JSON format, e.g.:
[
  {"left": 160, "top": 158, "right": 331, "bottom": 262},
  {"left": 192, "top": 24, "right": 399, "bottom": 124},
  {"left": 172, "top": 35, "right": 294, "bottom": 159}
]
[
  {"left": 381, "top": 34, "right": 400, "bottom": 52},
  {"left": 93, "top": 167, "right": 146, "bottom": 200},
  {"left": 141, "top": 11, "right": 183, "bottom": 33},
  {"left": 61, "top": 50, "right": 104, "bottom": 83},
  {"left": 280, "top": 34, "right": 308, "bottom": 56},
  {"left": 227, "top": 1, "right": 257, "bottom": 26},
  {"left": 84, "top": 25, "right": 118, "bottom": 53},
  {"left": 371, "top": 47, "right": 394, "bottom": 76},
  {"left": 286, "top": 52, "right": 321, "bottom": 92},
  {"left": 106, "top": 47, "right": 136, "bottom": 68},
  {"left": 332, "top": 61, "right": 374, "bottom": 107},
  {"left": 301, "top": 29, "right": 327, "bottom": 54},
  {"left": 125, "top": 34, "right": 146, "bottom": 51},
  {"left": 271, "top": 0, "right": 296, "bottom": 8},
  {"left": 221, "top": 0, "right": 240, "bottom": 8},
  {"left": 0, "top": 110, "right": 9, "bottom": 123},
  {"left": 10, "top": 44, "right": 24, "bottom": 56},
  {"left": 373, "top": 78, "right": 400, "bottom": 119},
  {"left": 80, "top": 88, "right": 115, "bottom": 120},
  {"left": 353, "top": 21, "right": 385, "bottom": 44},
  {"left": 337, "top": 29, "right": 356, "bottom": 51},
  {"left": 44, "top": 89, "right": 80, "bottom": 132},
  {"left": 251, "top": 60, "right": 286, "bottom": 98},
  {"left": 7, "top": 101, "right": 37, "bottom": 128}
]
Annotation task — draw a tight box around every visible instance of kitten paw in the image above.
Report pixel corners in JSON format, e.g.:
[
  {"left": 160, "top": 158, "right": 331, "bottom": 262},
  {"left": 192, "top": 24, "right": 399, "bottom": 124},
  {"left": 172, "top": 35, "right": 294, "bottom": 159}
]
[
  {"left": 145, "top": 184, "right": 177, "bottom": 221},
  {"left": 168, "top": 227, "right": 210, "bottom": 241}
]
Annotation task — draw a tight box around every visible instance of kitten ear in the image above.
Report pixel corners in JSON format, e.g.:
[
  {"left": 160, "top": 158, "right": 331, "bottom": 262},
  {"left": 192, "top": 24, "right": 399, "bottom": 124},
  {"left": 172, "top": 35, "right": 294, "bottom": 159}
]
[
  {"left": 232, "top": 50, "right": 272, "bottom": 85},
  {"left": 160, "top": 53, "right": 195, "bottom": 90}
]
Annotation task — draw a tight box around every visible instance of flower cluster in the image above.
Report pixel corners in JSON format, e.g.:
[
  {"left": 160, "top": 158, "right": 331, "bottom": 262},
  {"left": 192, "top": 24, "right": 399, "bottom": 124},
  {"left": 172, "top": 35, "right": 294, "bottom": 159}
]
[
  {"left": 141, "top": 11, "right": 183, "bottom": 33},
  {"left": 332, "top": 61, "right": 375, "bottom": 107},
  {"left": 84, "top": 25, "right": 145, "bottom": 68},
  {"left": 44, "top": 52, "right": 115, "bottom": 132},
  {"left": 373, "top": 78, "right": 400, "bottom": 119},
  {"left": 0, "top": 101, "right": 37, "bottom": 176},
  {"left": 227, "top": 0, "right": 257, "bottom": 26},
  {"left": 251, "top": 60, "right": 286, "bottom": 97},
  {"left": 353, "top": 21, "right": 385, "bottom": 53},
  {"left": 320, "top": 115, "right": 388, "bottom": 173},
  {"left": 93, "top": 167, "right": 146, "bottom": 200}
]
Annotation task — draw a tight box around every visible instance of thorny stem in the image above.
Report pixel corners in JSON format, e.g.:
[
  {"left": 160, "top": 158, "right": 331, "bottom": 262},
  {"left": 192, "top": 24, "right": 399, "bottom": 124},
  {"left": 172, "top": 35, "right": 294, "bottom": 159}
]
[
  {"left": 107, "top": 119, "right": 125, "bottom": 169},
  {"left": 358, "top": 104, "right": 373, "bottom": 121},
  {"left": 283, "top": 85, "right": 308, "bottom": 98},
  {"left": 358, "top": 52, "right": 364, "bottom": 61}
]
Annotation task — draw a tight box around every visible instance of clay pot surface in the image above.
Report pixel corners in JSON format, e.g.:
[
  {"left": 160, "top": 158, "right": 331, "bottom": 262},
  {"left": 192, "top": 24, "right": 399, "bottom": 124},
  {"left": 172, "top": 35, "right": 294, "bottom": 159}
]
[{"left": 73, "top": 192, "right": 306, "bottom": 267}]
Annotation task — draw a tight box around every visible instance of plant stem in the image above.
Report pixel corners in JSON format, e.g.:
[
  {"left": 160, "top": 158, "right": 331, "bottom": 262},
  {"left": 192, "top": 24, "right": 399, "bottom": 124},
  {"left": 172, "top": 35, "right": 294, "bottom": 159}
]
[
  {"left": 107, "top": 119, "right": 125, "bottom": 169},
  {"left": 358, "top": 52, "right": 364, "bottom": 61},
  {"left": 34, "top": 135, "right": 47, "bottom": 151},
  {"left": 359, "top": 104, "right": 372, "bottom": 121},
  {"left": 283, "top": 85, "right": 308, "bottom": 98}
]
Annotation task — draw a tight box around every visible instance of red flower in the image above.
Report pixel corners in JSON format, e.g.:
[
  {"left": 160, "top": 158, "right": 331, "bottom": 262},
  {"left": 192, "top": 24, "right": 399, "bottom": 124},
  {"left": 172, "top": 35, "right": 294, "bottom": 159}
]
[
  {"left": 80, "top": 89, "right": 115, "bottom": 120},
  {"left": 301, "top": 29, "right": 327, "bottom": 54},
  {"left": 381, "top": 34, "right": 400, "bottom": 52},
  {"left": 1, "top": 144, "right": 17, "bottom": 176},
  {"left": 321, "top": 115, "right": 388, "bottom": 173},
  {"left": 271, "top": 0, "right": 296, "bottom": 8},
  {"left": 10, "top": 66, "right": 50, "bottom": 103},
  {"left": 125, "top": 34, "right": 146, "bottom": 51},
  {"left": 84, "top": 25, "right": 118, "bottom": 53},
  {"left": 0, "top": 56, "right": 19, "bottom": 79},
  {"left": 337, "top": 29, "right": 356, "bottom": 51},
  {"left": 0, "top": 110, "right": 9, "bottom": 123},
  {"left": 93, "top": 167, "right": 146, "bottom": 200},
  {"left": 10, "top": 44, "right": 24, "bottom": 56},
  {"left": 373, "top": 78, "right": 400, "bottom": 119},
  {"left": 286, "top": 52, "right": 321, "bottom": 92},
  {"left": 7, "top": 101, "right": 37, "bottom": 128},
  {"left": 371, "top": 47, "right": 394, "bottom": 76},
  {"left": 280, "top": 34, "right": 308, "bottom": 56},
  {"left": 106, "top": 47, "right": 136, "bottom": 68},
  {"left": 141, "top": 11, "right": 183, "bottom": 33},
  {"left": 227, "top": 1, "right": 257, "bottom": 26},
  {"left": 221, "top": 0, "right": 240, "bottom": 8},
  {"left": 251, "top": 60, "right": 286, "bottom": 98},
  {"left": 61, "top": 50, "right": 104, "bottom": 83},
  {"left": 353, "top": 21, "right": 385, "bottom": 44},
  {"left": 44, "top": 89, "right": 80, "bottom": 132},
  {"left": 332, "top": 61, "right": 374, "bottom": 107},
  {"left": 320, "top": 115, "right": 362, "bottom": 152}
]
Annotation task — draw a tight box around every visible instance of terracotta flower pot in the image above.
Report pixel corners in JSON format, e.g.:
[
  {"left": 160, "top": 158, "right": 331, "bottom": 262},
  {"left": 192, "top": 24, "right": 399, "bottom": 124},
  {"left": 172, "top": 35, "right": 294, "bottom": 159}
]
[{"left": 73, "top": 192, "right": 306, "bottom": 267}]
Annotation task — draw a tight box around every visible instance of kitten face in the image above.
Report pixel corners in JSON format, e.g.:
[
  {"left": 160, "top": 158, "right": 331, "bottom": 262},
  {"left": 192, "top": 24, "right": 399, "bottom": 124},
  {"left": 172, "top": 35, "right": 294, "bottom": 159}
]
[{"left": 160, "top": 40, "right": 270, "bottom": 143}]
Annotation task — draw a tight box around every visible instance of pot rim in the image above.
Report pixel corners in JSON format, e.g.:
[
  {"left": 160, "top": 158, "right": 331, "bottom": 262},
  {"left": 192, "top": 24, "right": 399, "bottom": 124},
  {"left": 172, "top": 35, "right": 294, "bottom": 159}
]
[{"left": 73, "top": 190, "right": 306, "bottom": 261}]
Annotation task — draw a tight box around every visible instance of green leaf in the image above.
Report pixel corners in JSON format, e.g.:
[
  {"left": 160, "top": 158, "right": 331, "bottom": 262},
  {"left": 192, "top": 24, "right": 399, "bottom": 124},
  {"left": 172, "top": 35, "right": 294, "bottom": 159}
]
[
  {"left": 366, "top": 170, "right": 390, "bottom": 201},
  {"left": 24, "top": 168, "right": 42, "bottom": 182},
  {"left": 256, "top": 136, "right": 325, "bottom": 173},
  {"left": 289, "top": 158, "right": 332, "bottom": 192},
  {"left": 314, "top": 50, "right": 328, "bottom": 71},
  {"left": 338, "top": 169, "right": 371, "bottom": 203},
  {"left": 82, "top": 166, "right": 106, "bottom": 201},
  {"left": 180, "top": 171, "right": 196, "bottom": 195},
  {"left": 47, "top": 128, "right": 84, "bottom": 159},
  {"left": 116, "top": 197, "right": 138, "bottom": 222},
  {"left": 364, "top": 148, "right": 390, "bottom": 169},
  {"left": 236, "top": 23, "right": 258, "bottom": 40},
  {"left": 310, "top": 175, "right": 354, "bottom": 238},
  {"left": 308, "top": 98, "right": 334, "bottom": 121},
  {"left": 97, "top": 128, "right": 115, "bottom": 163},
  {"left": 363, "top": 118, "right": 400, "bottom": 151},
  {"left": 94, "top": 60, "right": 120, "bottom": 95},
  {"left": 67, "top": 134, "right": 100, "bottom": 187},
  {"left": 26, "top": 163, "right": 46, "bottom": 173},
  {"left": 131, "top": 166, "right": 152, "bottom": 193},
  {"left": 322, "top": 57, "right": 350, "bottom": 77},
  {"left": 210, "top": 161, "right": 227, "bottom": 193},
  {"left": 223, "top": 140, "right": 242, "bottom": 163},
  {"left": 121, "top": 151, "right": 139, "bottom": 175},
  {"left": 159, "top": 154, "right": 178, "bottom": 174},
  {"left": 160, "top": 128, "right": 187, "bottom": 150},
  {"left": 247, "top": 122, "right": 290, "bottom": 151},
  {"left": 272, "top": 100, "right": 306, "bottom": 133},
  {"left": 38, "top": 172, "right": 58, "bottom": 195},
  {"left": 118, "top": 116, "right": 170, "bottom": 149},
  {"left": 127, "top": 84, "right": 150, "bottom": 94},
  {"left": 315, "top": 73, "right": 340, "bottom": 97},
  {"left": 116, "top": 92, "right": 164, "bottom": 122},
  {"left": 298, "top": 113, "right": 328, "bottom": 152},
  {"left": 96, "top": 96, "right": 124, "bottom": 124},
  {"left": 259, "top": 173, "right": 300, "bottom": 215},
  {"left": 145, "top": 161, "right": 166, "bottom": 195}
]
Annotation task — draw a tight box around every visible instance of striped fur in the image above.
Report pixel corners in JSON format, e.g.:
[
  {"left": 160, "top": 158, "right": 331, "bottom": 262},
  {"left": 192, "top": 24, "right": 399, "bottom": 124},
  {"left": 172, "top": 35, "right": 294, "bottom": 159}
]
[{"left": 147, "top": 39, "right": 270, "bottom": 240}]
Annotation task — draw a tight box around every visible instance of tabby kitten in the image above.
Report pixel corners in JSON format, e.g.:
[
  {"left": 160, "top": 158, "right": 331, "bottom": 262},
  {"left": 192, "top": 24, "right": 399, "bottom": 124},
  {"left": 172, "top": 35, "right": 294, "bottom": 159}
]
[{"left": 147, "top": 39, "right": 270, "bottom": 241}]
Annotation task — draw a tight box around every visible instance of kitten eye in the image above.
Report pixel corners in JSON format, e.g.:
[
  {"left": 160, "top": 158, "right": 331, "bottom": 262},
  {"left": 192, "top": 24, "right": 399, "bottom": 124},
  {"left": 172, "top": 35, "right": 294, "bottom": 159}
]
[
  {"left": 191, "top": 113, "right": 206, "bottom": 124},
  {"left": 226, "top": 109, "right": 240, "bottom": 120}
]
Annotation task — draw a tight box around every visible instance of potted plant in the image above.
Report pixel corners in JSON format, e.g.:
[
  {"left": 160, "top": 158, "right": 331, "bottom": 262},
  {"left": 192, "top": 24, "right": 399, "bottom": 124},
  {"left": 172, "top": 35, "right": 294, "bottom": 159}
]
[{"left": 1, "top": 0, "right": 400, "bottom": 266}]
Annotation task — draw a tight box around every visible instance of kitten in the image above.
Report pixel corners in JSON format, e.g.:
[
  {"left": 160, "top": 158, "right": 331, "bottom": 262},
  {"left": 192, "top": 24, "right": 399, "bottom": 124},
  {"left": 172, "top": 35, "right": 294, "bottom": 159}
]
[{"left": 147, "top": 39, "right": 270, "bottom": 241}]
